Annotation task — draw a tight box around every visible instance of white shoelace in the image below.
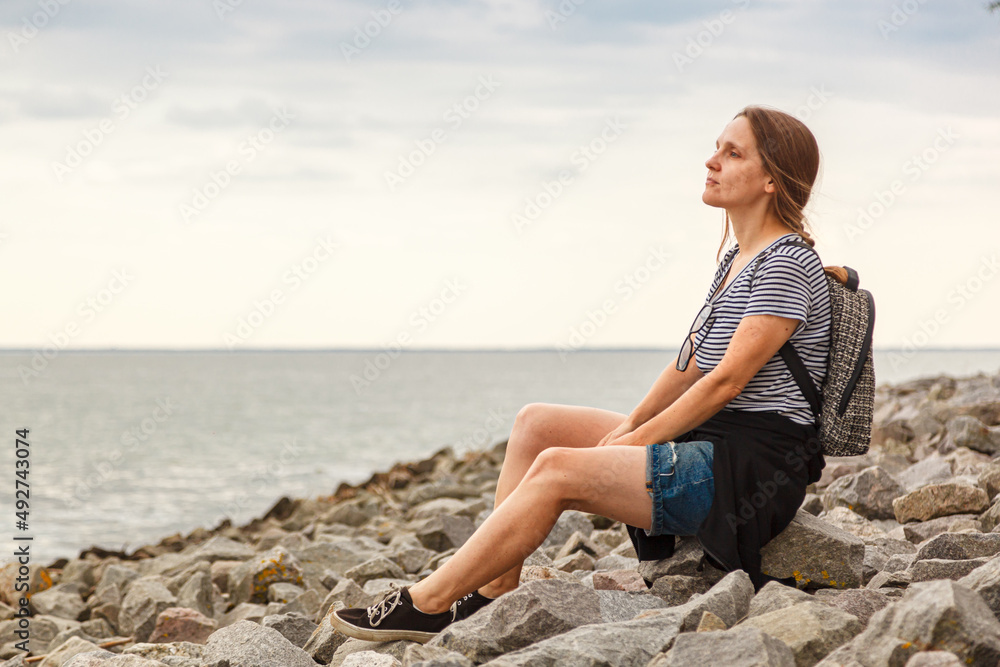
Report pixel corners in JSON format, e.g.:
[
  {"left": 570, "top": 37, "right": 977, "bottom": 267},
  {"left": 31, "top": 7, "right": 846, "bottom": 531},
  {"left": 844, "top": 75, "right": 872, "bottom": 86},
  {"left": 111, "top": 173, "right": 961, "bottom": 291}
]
[
  {"left": 449, "top": 592, "right": 474, "bottom": 621},
  {"left": 366, "top": 583, "right": 403, "bottom": 627}
]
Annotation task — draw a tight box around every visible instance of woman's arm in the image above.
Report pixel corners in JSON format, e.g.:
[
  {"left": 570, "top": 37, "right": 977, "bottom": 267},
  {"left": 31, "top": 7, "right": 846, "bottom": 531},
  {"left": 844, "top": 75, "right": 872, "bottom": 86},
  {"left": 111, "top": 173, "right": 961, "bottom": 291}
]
[
  {"left": 595, "top": 347, "right": 704, "bottom": 446},
  {"left": 604, "top": 313, "right": 801, "bottom": 447},
  {"left": 628, "top": 348, "right": 705, "bottom": 428}
]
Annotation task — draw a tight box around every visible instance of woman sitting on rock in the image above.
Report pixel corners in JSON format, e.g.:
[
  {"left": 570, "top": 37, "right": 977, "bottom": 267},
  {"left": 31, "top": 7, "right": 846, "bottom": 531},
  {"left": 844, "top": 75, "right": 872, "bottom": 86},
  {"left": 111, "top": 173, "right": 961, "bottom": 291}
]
[{"left": 331, "top": 104, "right": 832, "bottom": 643}]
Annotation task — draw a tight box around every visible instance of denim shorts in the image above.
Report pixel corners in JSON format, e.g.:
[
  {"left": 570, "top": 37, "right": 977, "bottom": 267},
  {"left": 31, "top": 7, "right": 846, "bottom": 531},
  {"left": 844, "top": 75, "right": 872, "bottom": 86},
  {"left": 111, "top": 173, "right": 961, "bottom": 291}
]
[{"left": 644, "top": 440, "right": 715, "bottom": 537}]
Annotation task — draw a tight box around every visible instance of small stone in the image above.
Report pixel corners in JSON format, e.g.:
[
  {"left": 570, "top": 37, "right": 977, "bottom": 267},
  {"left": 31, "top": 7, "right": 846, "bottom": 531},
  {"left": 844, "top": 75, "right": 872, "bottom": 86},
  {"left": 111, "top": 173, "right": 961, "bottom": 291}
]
[
  {"left": 147, "top": 607, "right": 217, "bottom": 644},
  {"left": 592, "top": 570, "right": 647, "bottom": 592},
  {"left": 344, "top": 555, "right": 407, "bottom": 587},
  {"left": 902, "top": 514, "right": 982, "bottom": 543},
  {"left": 892, "top": 483, "right": 989, "bottom": 524},
  {"left": 594, "top": 589, "right": 668, "bottom": 622},
  {"left": 267, "top": 582, "right": 304, "bottom": 604},
  {"left": 218, "top": 602, "right": 266, "bottom": 627},
  {"left": 227, "top": 547, "right": 305, "bottom": 606},
  {"left": 302, "top": 616, "right": 348, "bottom": 663},
  {"left": 649, "top": 575, "right": 712, "bottom": 607},
  {"left": 118, "top": 577, "right": 177, "bottom": 643},
  {"left": 184, "top": 536, "right": 255, "bottom": 563},
  {"left": 947, "top": 415, "right": 1000, "bottom": 455},
  {"left": 746, "top": 580, "right": 815, "bottom": 619},
  {"left": 28, "top": 583, "right": 86, "bottom": 621},
  {"left": 412, "top": 515, "right": 476, "bottom": 553},
  {"left": 695, "top": 610, "right": 727, "bottom": 631},
  {"left": 822, "top": 466, "right": 906, "bottom": 520},
  {"left": 37, "top": 637, "right": 103, "bottom": 667},
  {"left": 902, "top": 650, "right": 964, "bottom": 666},
  {"left": 913, "top": 532, "right": 1000, "bottom": 562},
  {"left": 658, "top": 626, "right": 795, "bottom": 667},
  {"left": 908, "top": 557, "right": 993, "bottom": 582},
  {"left": 401, "top": 643, "right": 474, "bottom": 666}
]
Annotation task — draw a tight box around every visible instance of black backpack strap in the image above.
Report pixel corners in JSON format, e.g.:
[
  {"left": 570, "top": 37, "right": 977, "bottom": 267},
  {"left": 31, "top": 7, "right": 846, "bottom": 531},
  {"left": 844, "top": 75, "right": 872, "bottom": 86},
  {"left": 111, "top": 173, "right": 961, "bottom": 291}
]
[
  {"left": 747, "top": 237, "right": 822, "bottom": 422},
  {"left": 779, "top": 341, "right": 821, "bottom": 420}
]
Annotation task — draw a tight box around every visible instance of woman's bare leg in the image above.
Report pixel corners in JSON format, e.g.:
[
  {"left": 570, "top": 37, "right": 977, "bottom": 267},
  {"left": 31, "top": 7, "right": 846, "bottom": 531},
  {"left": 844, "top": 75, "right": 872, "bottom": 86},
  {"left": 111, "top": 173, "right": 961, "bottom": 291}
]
[
  {"left": 407, "top": 443, "right": 651, "bottom": 613},
  {"left": 469, "top": 403, "right": 627, "bottom": 598}
]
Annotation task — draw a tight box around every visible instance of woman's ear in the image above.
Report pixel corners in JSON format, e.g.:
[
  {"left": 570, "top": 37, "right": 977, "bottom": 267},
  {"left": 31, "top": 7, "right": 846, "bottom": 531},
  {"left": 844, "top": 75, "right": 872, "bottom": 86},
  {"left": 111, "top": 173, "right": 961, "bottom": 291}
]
[{"left": 764, "top": 178, "right": 776, "bottom": 194}]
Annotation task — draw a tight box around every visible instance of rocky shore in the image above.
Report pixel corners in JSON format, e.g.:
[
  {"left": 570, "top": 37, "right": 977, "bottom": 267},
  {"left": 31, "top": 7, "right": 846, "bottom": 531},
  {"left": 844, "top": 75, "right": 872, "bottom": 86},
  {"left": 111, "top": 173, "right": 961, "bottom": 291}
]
[{"left": 3, "top": 369, "right": 1000, "bottom": 666}]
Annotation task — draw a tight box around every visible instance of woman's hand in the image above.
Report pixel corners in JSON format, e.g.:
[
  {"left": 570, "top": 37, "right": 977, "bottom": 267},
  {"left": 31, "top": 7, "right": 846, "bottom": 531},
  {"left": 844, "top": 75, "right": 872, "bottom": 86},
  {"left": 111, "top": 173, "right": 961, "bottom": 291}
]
[{"left": 596, "top": 420, "right": 640, "bottom": 447}]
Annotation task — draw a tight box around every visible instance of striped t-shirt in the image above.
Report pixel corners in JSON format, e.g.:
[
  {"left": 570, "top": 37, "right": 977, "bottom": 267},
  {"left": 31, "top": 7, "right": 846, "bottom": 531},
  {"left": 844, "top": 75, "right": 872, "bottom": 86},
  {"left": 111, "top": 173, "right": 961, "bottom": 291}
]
[{"left": 692, "top": 232, "right": 832, "bottom": 426}]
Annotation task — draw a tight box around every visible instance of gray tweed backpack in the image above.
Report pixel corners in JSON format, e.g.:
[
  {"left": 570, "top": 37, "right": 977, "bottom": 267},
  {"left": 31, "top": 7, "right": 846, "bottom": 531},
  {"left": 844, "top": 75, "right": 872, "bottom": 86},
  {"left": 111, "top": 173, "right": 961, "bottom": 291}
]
[{"left": 748, "top": 237, "right": 875, "bottom": 457}]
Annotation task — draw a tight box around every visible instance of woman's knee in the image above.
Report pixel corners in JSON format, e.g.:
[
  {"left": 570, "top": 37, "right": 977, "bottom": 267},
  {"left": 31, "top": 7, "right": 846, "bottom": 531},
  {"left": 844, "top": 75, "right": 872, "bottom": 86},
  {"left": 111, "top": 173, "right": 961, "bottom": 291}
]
[{"left": 509, "top": 403, "right": 555, "bottom": 454}]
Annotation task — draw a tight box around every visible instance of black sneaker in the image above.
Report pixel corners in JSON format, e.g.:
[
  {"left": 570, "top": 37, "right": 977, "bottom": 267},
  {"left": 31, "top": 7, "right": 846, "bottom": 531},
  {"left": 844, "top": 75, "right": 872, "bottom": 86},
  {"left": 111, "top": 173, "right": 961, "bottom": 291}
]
[
  {"left": 449, "top": 589, "right": 497, "bottom": 622},
  {"left": 329, "top": 582, "right": 455, "bottom": 644}
]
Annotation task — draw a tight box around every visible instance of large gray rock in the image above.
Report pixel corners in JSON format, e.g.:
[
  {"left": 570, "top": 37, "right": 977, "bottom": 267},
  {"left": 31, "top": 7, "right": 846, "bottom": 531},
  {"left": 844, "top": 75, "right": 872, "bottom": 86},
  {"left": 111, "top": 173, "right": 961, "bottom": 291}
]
[
  {"left": 402, "top": 643, "right": 474, "bottom": 666},
  {"left": 816, "top": 579, "right": 1000, "bottom": 666},
  {"left": 291, "top": 540, "right": 373, "bottom": 577},
  {"left": 345, "top": 555, "right": 408, "bottom": 587},
  {"left": 907, "top": 557, "right": 993, "bottom": 582},
  {"left": 539, "top": 510, "right": 595, "bottom": 550},
  {"left": 413, "top": 515, "right": 476, "bottom": 553},
  {"left": 896, "top": 456, "right": 954, "bottom": 493},
  {"left": 38, "top": 637, "right": 103, "bottom": 667},
  {"left": 746, "top": 580, "right": 816, "bottom": 619},
  {"left": 341, "top": 651, "right": 402, "bottom": 667},
  {"left": 121, "top": 641, "right": 205, "bottom": 666},
  {"left": 63, "top": 654, "right": 168, "bottom": 666},
  {"left": 821, "top": 507, "right": 887, "bottom": 539},
  {"left": 481, "top": 608, "right": 685, "bottom": 666},
  {"left": 652, "top": 570, "right": 755, "bottom": 632},
  {"left": 902, "top": 514, "right": 982, "bottom": 544},
  {"left": 227, "top": 546, "right": 305, "bottom": 606},
  {"left": 947, "top": 415, "right": 1000, "bottom": 455},
  {"left": 203, "top": 619, "right": 315, "bottom": 667},
  {"left": 174, "top": 571, "right": 214, "bottom": 619},
  {"left": 593, "top": 589, "right": 667, "bottom": 622},
  {"left": 119, "top": 577, "right": 177, "bottom": 643},
  {"left": 903, "top": 653, "right": 963, "bottom": 667},
  {"left": 957, "top": 556, "right": 1000, "bottom": 621},
  {"left": 813, "top": 588, "right": 892, "bottom": 627},
  {"left": 319, "top": 578, "right": 374, "bottom": 622},
  {"left": 636, "top": 536, "right": 727, "bottom": 588},
  {"left": 302, "top": 616, "right": 350, "bottom": 662},
  {"left": 427, "top": 579, "right": 602, "bottom": 663},
  {"left": 760, "top": 509, "right": 866, "bottom": 589},
  {"left": 29, "top": 583, "right": 86, "bottom": 621},
  {"left": 892, "top": 483, "right": 990, "bottom": 523},
  {"left": 328, "top": 638, "right": 410, "bottom": 666},
  {"left": 183, "top": 535, "right": 255, "bottom": 563},
  {"left": 0, "top": 614, "right": 78, "bottom": 654},
  {"left": 913, "top": 532, "right": 1000, "bottom": 562},
  {"left": 739, "top": 600, "right": 862, "bottom": 666},
  {"left": 654, "top": 626, "right": 796, "bottom": 667},
  {"left": 823, "top": 466, "right": 906, "bottom": 520},
  {"left": 262, "top": 613, "right": 317, "bottom": 648},
  {"left": 649, "top": 574, "right": 713, "bottom": 607}
]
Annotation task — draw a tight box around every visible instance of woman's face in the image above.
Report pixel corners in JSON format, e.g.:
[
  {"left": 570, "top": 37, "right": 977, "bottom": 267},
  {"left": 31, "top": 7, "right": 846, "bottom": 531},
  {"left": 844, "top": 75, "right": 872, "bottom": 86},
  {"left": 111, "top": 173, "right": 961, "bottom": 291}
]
[{"left": 702, "top": 115, "right": 775, "bottom": 210}]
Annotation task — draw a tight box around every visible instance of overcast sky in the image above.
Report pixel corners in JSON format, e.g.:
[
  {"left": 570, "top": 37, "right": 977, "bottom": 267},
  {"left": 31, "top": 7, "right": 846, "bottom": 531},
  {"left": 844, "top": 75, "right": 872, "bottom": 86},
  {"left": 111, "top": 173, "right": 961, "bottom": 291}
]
[{"left": 2, "top": 0, "right": 998, "bottom": 351}]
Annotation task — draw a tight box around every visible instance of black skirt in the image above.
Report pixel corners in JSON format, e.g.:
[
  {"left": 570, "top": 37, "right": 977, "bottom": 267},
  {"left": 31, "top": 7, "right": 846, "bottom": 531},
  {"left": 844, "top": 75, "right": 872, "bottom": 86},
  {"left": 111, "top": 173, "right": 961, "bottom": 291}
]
[{"left": 626, "top": 408, "right": 824, "bottom": 592}]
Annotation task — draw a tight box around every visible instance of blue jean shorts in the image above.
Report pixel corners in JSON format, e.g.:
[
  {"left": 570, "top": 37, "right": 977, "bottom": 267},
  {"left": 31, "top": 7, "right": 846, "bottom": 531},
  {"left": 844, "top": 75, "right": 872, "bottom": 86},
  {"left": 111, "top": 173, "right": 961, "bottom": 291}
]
[{"left": 644, "top": 440, "right": 715, "bottom": 537}]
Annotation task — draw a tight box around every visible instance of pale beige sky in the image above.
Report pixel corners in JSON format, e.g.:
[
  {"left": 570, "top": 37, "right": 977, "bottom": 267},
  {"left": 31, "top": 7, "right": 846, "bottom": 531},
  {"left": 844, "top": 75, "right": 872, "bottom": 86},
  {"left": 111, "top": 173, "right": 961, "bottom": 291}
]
[{"left": 1, "top": 0, "right": 998, "bottom": 350}]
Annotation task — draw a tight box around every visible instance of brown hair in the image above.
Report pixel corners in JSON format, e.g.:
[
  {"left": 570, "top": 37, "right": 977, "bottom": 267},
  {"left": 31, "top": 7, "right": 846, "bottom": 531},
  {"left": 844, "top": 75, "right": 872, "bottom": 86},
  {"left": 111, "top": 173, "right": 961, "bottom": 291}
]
[{"left": 715, "top": 105, "right": 821, "bottom": 264}]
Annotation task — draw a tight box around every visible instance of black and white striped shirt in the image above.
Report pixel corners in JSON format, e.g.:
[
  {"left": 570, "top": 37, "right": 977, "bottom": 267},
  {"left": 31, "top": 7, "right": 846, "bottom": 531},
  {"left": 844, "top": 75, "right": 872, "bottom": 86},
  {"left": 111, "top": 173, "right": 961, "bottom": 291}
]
[{"left": 692, "top": 233, "right": 832, "bottom": 426}]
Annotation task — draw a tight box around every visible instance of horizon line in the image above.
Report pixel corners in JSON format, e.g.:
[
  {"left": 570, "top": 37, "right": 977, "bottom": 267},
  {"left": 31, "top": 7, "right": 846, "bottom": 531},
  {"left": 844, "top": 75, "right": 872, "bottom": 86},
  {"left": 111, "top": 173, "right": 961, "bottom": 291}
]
[{"left": 2, "top": 346, "right": 1000, "bottom": 354}]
